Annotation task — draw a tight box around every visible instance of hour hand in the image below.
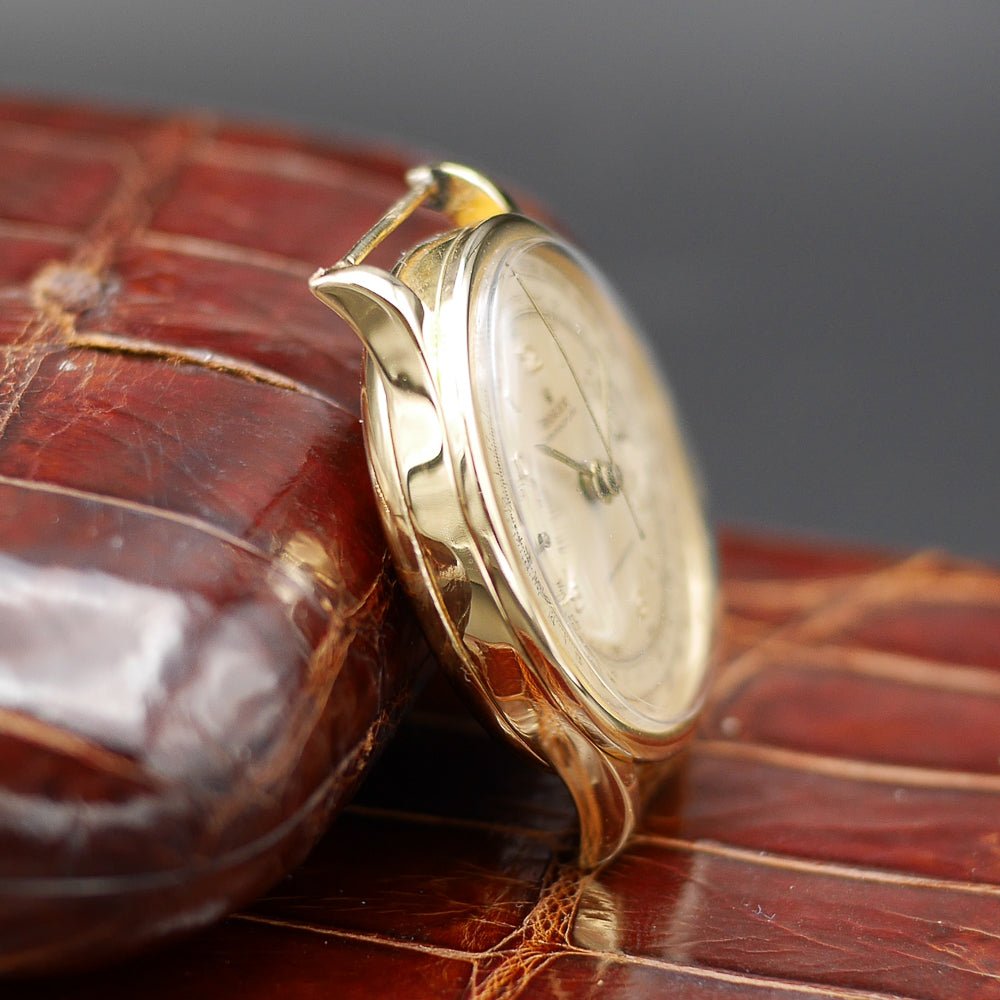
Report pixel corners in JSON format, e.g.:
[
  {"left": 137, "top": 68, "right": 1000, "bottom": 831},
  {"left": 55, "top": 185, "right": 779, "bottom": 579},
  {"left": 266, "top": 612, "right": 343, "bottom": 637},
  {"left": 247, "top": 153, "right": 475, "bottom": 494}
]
[{"left": 536, "top": 444, "right": 623, "bottom": 504}]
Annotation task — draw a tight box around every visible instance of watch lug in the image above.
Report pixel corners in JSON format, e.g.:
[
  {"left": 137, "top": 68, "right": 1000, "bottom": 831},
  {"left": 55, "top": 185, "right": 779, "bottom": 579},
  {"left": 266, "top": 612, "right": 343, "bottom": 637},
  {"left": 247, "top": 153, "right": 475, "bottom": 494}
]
[
  {"left": 539, "top": 717, "right": 639, "bottom": 869},
  {"left": 309, "top": 265, "right": 432, "bottom": 398},
  {"left": 408, "top": 162, "right": 518, "bottom": 227}
]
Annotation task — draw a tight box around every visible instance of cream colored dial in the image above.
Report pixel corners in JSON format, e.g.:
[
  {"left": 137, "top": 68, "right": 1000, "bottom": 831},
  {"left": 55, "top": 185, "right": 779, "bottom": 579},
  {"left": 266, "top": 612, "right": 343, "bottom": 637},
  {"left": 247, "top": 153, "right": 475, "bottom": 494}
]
[{"left": 472, "top": 235, "right": 713, "bottom": 735}]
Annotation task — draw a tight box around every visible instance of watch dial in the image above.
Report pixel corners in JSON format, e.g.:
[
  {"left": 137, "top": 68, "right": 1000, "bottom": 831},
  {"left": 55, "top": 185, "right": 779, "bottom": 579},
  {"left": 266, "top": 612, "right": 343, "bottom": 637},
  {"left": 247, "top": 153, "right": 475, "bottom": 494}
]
[{"left": 471, "top": 235, "right": 713, "bottom": 735}]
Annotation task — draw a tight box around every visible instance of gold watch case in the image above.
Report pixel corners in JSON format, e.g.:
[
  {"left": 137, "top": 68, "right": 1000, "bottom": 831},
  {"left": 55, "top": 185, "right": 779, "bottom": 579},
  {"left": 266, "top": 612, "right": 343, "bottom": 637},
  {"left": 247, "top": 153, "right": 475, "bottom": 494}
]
[{"left": 310, "top": 163, "right": 717, "bottom": 867}]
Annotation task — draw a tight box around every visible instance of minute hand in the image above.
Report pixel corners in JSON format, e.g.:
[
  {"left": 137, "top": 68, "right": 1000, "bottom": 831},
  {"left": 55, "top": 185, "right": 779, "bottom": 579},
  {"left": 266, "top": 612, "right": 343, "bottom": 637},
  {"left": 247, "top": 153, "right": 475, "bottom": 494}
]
[
  {"left": 535, "top": 443, "right": 590, "bottom": 475},
  {"left": 511, "top": 269, "right": 645, "bottom": 540}
]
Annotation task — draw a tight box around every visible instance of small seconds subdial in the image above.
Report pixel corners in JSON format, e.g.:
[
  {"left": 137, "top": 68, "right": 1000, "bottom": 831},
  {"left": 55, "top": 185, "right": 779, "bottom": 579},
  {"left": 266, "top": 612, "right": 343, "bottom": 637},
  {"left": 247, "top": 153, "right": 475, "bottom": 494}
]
[{"left": 472, "top": 236, "right": 711, "bottom": 734}]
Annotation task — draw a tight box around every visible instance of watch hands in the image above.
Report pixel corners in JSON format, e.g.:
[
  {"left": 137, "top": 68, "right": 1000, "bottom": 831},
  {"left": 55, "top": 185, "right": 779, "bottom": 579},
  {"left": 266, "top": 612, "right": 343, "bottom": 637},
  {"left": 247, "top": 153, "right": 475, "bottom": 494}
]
[
  {"left": 535, "top": 443, "right": 623, "bottom": 504},
  {"left": 609, "top": 539, "right": 636, "bottom": 582},
  {"left": 535, "top": 443, "right": 588, "bottom": 475},
  {"left": 511, "top": 268, "right": 646, "bottom": 540}
]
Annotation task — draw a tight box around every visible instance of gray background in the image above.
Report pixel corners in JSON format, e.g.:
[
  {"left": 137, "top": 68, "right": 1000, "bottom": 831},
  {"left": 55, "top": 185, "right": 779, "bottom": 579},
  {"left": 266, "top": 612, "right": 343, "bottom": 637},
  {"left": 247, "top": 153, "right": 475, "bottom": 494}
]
[{"left": 3, "top": 2, "right": 998, "bottom": 559}]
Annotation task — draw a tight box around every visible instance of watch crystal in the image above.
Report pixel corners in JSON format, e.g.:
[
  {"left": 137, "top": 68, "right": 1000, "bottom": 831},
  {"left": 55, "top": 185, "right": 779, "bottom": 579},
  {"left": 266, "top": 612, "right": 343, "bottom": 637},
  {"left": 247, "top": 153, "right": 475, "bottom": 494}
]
[{"left": 472, "top": 236, "right": 712, "bottom": 735}]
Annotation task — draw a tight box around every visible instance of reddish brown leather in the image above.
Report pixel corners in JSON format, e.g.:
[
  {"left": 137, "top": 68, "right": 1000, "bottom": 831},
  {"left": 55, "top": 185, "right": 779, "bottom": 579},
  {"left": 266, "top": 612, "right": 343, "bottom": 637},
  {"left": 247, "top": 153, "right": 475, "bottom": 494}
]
[
  {"left": 0, "top": 99, "right": 445, "bottom": 973},
  {"left": 4, "top": 101, "right": 1000, "bottom": 998},
  {"left": 6, "top": 530, "right": 998, "bottom": 998}
]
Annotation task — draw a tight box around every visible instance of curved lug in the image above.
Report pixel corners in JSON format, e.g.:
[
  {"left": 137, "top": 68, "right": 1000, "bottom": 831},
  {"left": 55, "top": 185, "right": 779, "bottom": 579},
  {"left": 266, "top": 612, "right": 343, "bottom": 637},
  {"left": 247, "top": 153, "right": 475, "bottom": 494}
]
[
  {"left": 408, "top": 162, "right": 518, "bottom": 227},
  {"left": 538, "top": 713, "right": 640, "bottom": 869},
  {"left": 309, "top": 265, "right": 430, "bottom": 393},
  {"left": 311, "top": 265, "right": 444, "bottom": 478}
]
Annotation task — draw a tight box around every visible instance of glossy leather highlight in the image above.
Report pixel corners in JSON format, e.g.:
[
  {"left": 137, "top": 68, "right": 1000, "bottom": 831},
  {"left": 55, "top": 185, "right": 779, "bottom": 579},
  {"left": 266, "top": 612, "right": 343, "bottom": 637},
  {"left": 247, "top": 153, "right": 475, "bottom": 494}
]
[{"left": 0, "top": 98, "right": 442, "bottom": 973}]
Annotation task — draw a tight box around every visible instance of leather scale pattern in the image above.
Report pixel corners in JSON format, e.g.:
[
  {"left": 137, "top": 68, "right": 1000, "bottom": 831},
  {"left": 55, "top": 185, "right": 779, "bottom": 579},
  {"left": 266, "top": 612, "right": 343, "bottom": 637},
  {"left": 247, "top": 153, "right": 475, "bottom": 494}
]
[
  {"left": 26, "top": 529, "right": 1000, "bottom": 999},
  {"left": 0, "top": 99, "right": 442, "bottom": 972},
  {"left": 3, "top": 102, "right": 1000, "bottom": 998}
]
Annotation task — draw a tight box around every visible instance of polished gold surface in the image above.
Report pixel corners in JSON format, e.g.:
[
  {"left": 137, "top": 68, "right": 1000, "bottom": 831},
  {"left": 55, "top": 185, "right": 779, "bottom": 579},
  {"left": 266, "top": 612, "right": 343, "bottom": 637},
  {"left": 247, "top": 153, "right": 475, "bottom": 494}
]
[
  {"left": 336, "top": 162, "right": 515, "bottom": 268},
  {"left": 310, "top": 164, "right": 717, "bottom": 867}
]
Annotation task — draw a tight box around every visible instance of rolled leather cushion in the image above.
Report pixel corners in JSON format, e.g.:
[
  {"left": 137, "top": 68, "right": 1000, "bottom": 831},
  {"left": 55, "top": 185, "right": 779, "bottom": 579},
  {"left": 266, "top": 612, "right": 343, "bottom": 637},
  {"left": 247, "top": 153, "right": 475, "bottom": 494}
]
[{"left": 0, "top": 97, "right": 439, "bottom": 974}]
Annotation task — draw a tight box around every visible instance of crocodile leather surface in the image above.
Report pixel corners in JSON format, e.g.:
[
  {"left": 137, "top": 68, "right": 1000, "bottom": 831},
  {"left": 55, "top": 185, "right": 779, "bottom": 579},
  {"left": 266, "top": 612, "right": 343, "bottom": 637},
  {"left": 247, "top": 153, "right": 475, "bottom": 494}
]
[
  {"left": 15, "top": 529, "right": 1000, "bottom": 998},
  {"left": 3, "top": 101, "right": 1000, "bottom": 997},
  {"left": 0, "top": 98, "right": 443, "bottom": 972}
]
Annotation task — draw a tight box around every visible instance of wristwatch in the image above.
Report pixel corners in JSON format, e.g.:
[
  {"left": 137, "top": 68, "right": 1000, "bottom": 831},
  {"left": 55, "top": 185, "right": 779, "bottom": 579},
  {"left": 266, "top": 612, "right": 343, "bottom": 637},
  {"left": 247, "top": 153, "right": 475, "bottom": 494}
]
[{"left": 310, "top": 163, "right": 716, "bottom": 867}]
